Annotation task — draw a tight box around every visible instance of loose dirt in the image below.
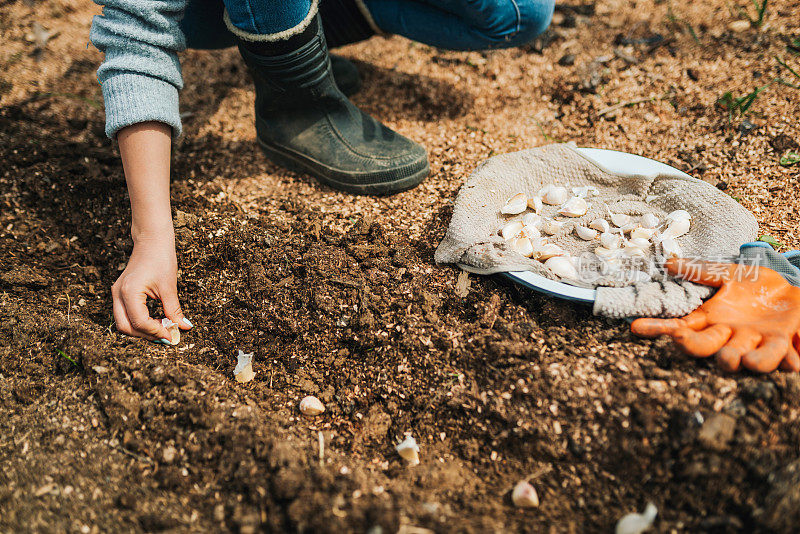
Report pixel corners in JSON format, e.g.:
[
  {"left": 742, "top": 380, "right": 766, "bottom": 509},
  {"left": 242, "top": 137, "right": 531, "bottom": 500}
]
[{"left": 2, "top": 0, "right": 800, "bottom": 532}]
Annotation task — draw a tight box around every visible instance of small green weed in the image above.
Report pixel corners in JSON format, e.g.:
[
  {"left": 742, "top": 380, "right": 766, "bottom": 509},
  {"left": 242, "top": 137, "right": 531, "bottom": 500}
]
[
  {"left": 779, "top": 151, "right": 800, "bottom": 166},
  {"left": 716, "top": 84, "right": 770, "bottom": 120}
]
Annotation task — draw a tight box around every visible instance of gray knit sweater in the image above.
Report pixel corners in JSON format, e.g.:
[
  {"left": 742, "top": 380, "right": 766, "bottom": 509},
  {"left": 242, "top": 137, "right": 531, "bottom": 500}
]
[{"left": 90, "top": 0, "right": 188, "bottom": 138}]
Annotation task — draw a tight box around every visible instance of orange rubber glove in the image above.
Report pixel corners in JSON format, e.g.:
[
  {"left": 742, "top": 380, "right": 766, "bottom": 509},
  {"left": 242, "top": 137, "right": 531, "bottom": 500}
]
[{"left": 631, "top": 257, "right": 800, "bottom": 373}]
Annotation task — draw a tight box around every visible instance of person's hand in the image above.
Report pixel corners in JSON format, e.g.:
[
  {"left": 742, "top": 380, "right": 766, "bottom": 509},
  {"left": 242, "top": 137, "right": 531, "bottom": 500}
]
[
  {"left": 111, "top": 232, "right": 192, "bottom": 343},
  {"left": 632, "top": 257, "right": 800, "bottom": 373}
]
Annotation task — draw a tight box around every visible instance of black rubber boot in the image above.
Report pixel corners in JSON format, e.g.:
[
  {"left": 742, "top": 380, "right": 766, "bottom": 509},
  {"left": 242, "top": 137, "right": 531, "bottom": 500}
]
[
  {"left": 237, "top": 15, "right": 428, "bottom": 195},
  {"left": 329, "top": 54, "right": 361, "bottom": 96}
]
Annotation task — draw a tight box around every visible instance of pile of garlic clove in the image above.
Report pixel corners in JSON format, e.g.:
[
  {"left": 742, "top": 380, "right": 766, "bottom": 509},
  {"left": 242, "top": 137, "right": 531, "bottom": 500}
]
[{"left": 498, "top": 187, "right": 692, "bottom": 283}]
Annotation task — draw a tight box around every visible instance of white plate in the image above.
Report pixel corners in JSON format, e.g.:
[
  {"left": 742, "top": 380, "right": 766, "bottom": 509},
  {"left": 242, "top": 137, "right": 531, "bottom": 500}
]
[{"left": 502, "top": 147, "right": 693, "bottom": 304}]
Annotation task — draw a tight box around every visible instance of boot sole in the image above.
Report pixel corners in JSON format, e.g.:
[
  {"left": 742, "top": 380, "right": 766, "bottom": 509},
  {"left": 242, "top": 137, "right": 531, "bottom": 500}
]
[{"left": 256, "top": 138, "right": 429, "bottom": 196}]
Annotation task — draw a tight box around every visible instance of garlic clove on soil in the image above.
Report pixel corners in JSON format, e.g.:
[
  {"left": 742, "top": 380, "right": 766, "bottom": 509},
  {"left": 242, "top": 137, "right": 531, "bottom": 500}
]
[
  {"left": 511, "top": 480, "right": 540, "bottom": 508},
  {"left": 522, "top": 212, "right": 541, "bottom": 228},
  {"left": 536, "top": 243, "right": 566, "bottom": 260},
  {"left": 542, "top": 186, "right": 569, "bottom": 205},
  {"left": 161, "top": 318, "right": 180, "bottom": 345},
  {"left": 662, "top": 218, "right": 690, "bottom": 239},
  {"left": 600, "top": 232, "right": 622, "bottom": 250},
  {"left": 615, "top": 502, "right": 657, "bottom": 534},
  {"left": 640, "top": 213, "right": 659, "bottom": 229},
  {"left": 501, "top": 192, "right": 528, "bottom": 215},
  {"left": 589, "top": 218, "right": 611, "bottom": 233},
  {"left": 512, "top": 237, "right": 535, "bottom": 258},
  {"left": 527, "top": 196, "right": 543, "bottom": 214},
  {"left": 545, "top": 255, "right": 578, "bottom": 280},
  {"left": 575, "top": 226, "right": 598, "bottom": 240},
  {"left": 234, "top": 350, "right": 255, "bottom": 383},
  {"left": 299, "top": 395, "right": 325, "bottom": 416},
  {"left": 501, "top": 221, "right": 524, "bottom": 241},
  {"left": 541, "top": 219, "right": 566, "bottom": 236},
  {"left": 559, "top": 196, "right": 588, "bottom": 217},
  {"left": 396, "top": 436, "right": 420, "bottom": 466}
]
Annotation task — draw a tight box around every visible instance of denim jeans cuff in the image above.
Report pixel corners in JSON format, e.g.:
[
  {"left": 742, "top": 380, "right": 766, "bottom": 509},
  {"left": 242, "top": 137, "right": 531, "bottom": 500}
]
[{"left": 224, "top": 0, "right": 319, "bottom": 41}]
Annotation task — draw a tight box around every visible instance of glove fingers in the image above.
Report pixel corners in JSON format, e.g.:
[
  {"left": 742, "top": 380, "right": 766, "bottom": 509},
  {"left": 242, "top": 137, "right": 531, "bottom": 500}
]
[
  {"left": 631, "top": 318, "right": 685, "bottom": 338},
  {"left": 779, "top": 344, "right": 800, "bottom": 372},
  {"left": 742, "top": 336, "right": 790, "bottom": 373},
  {"left": 715, "top": 328, "right": 762, "bottom": 373},
  {"left": 673, "top": 324, "right": 733, "bottom": 358},
  {"left": 665, "top": 258, "right": 737, "bottom": 287}
]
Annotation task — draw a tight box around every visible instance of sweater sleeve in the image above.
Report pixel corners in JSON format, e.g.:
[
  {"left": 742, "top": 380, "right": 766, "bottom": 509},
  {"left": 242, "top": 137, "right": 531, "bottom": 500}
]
[{"left": 90, "top": 0, "right": 188, "bottom": 139}]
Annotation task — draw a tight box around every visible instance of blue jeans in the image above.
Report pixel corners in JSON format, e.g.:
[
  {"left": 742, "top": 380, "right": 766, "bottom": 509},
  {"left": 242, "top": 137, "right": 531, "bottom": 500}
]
[{"left": 181, "top": 0, "right": 554, "bottom": 51}]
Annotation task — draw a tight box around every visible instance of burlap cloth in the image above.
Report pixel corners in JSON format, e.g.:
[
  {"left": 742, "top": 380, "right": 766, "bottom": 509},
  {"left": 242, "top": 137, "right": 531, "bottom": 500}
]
[{"left": 435, "top": 143, "right": 758, "bottom": 317}]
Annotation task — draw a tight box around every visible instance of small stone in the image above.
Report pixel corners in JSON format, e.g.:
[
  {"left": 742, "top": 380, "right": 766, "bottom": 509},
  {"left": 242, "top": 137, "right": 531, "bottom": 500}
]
[
  {"left": 716, "top": 181, "right": 728, "bottom": 190},
  {"left": 697, "top": 413, "right": 736, "bottom": 451}
]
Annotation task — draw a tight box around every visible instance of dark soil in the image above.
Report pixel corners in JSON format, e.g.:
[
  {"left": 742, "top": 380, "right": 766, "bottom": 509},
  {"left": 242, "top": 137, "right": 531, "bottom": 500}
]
[{"left": 2, "top": 0, "right": 800, "bottom": 532}]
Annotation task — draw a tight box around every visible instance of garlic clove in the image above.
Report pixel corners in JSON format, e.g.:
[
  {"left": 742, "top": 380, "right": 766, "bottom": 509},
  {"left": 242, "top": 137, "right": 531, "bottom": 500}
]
[
  {"left": 600, "top": 232, "right": 622, "bottom": 249},
  {"left": 572, "top": 185, "right": 599, "bottom": 198},
  {"left": 512, "top": 237, "right": 534, "bottom": 257},
  {"left": 541, "top": 219, "right": 565, "bottom": 236},
  {"left": 530, "top": 237, "right": 549, "bottom": 255},
  {"left": 623, "top": 244, "right": 647, "bottom": 258},
  {"left": 234, "top": 350, "right": 255, "bottom": 383},
  {"left": 520, "top": 225, "right": 541, "bottom": 240},
  {"left": 559, "top": 197, "right": 588, "bottom": 217},
  {"left": 522, "top": 212, "right": 541, "bottom": 228},
  {"left": 299, "top": 395, "right": 325, "bottom": 416},
  {"left": 662, "top": 218, "right": 690, "bottom": 239},
  {"left": 501, "top": 192, "right": 528, "bottom": 215},
  {"left": 661, "top": 237, "right": 682, "bottom": 258},
  {"left": 619, "top": 222, "right": 638, "bottom": 234},
  {"left": 589, "top": 218, "right": 611, "bottom": 233},
  {"left": 610, "top": 213, "right": 632, "bottom": 227},
  {"left": 501, "top": 221, "right": 524, "bottom": 241},
  {"left": 594, "top": 246, "right": 617, "bottom": 260},
  {"left": 511, "top": 480, "right": 540, "bottom": 508},
  {"left": 396, "top": 436, "right": 420, "bottom": 466},
  {"left": 575, "top": 226, "right": 598, "bottom": 240},
  {"left": 615, "top": 502, "right": 657, "bottom": 534},
  {"left": 631, "top": 227, "right": 657, "bottom": 240},
  {"left": 543, "top": 186, "right": 569, "bottom": 205},
  {"left": 537, "top": 184, "right": 555, "bottom": 197},
  {"left": 628, "top": 237, "right": 652, "bottom": 249},
  {"left": 527, "top": 196, "right": 543, "bottom": 214},
  {"left": 536, "top": 244, "right": 565, "bottom": 260},
  {"left": 640, "top": 213, "right": 659, "bottom": 228},
  {"left": 545, "top": 255, "right": 578, "bottom": 280},
  {"left": 665, "top": 209, "right": 692, "bottom": 222},
  {"left": 161, "top": 318, "right": 180, "bottom": 345}
]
